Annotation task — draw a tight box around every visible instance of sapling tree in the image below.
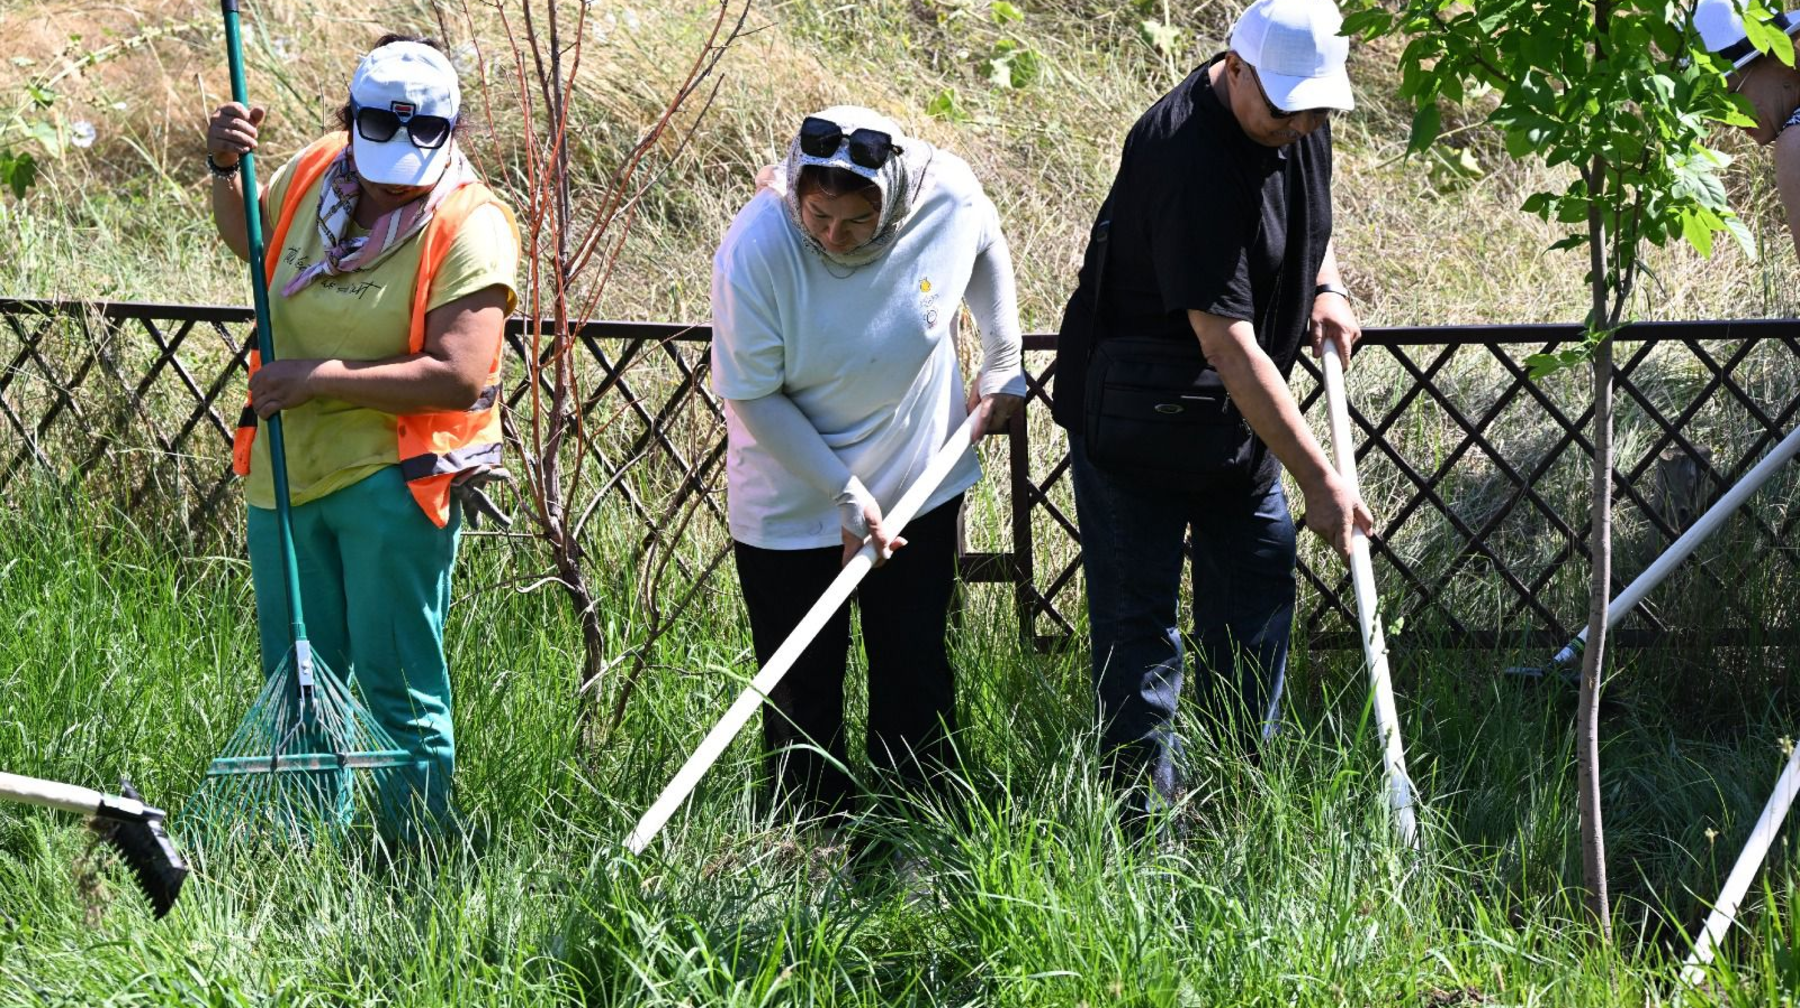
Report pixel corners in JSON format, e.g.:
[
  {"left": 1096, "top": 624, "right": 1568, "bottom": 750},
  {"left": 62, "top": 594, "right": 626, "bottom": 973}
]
[
  {"left": 1343, "top": 0, "right": 1777, "bottom": 937},
  {"left": 451, "top": 0, "right": 748, "bottom": 709}
]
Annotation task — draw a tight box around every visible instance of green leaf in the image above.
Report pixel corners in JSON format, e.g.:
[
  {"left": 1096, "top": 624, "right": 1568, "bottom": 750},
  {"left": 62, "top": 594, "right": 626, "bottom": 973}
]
[
  {"left": 1339, "top": 8, "right": 1392, "bottom": 38},
  {"left": 1679, "top": 209, "right": 1714, "bottom": 257},
  {"left": 0, "top": 150, "right": 38, "bottom": 198},
  {"left": 1744, "top": 9, "right": 1797, "bottom": 68},
  {"left": 1407, "top": 103, "right": 1441, "bottom": 155},
  {"left": 1723, "top": 213, "right": 1757, "bottom": 261},
  {"left": 1668, "top": 147, "right": 1730, "bottom": 209},
  {"left": 1451, "top": 147, "right": 1483, "bottom": 178},
  {"left": 1139, "top": 19, "right": 1184, "bottom": 58},
  {"left": 25, "top": 120, "right": 61, "bottom": 158},
  {"left": 1525, "top": 352, "right": 1566, "bottom": 380},
  {"left": 1441, "top": 73, "right": 1465, "bottom": 106},
  {"left": 989, "top": 0, "right": 1024, "bottom": 24},
  {"left": 1719, "top": 96, "right": 1758, "bottom": 128},
  {"left": 925, "top": 88, "right": 972, "bottom": 123},
  {"left": 981, "top": 40, "right": 1044, "bottom": 90},
  {"left": 1008, "top": 47, "right": 1043, "bottom": 87},
  {"left": 1426, "top": 147, "right": 1484, "bottom": 192},
  {"left": 26, "top": 84, "right": 54, "bottom": 108},
  {"left": 1366, "top": 0, "right": 1745, "bottom": 328},
  {"left": 1526, "top": 346, "right": 1593, "bottom": 379},
  {"left": 1400, "top": 58, "right": 1432, "bottom": 101}
]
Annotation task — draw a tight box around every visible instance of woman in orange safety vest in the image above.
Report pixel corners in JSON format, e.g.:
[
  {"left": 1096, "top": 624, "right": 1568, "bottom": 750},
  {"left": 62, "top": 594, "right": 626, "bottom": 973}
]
[{"left": 204, "top": 33, "right": 518, "bottom": 841}]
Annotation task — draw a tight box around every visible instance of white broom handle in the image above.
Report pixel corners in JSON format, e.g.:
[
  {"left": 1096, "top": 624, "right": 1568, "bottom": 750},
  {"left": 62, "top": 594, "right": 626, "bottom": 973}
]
[
  {"left": 0, "top": 771, "right": 133, "bottom": 818},
  {"left": 625, "top": 410, "right": 985, "bottom": 854},
  {"left": 1682, "top": 739, "right": 1800, "bottom": 984},
  {"left": 1321, "top": 342, "right": 1421, "bottom": 849},
  {"left": 1551, "top": 423, "right": 1800, "bottom": 667}
]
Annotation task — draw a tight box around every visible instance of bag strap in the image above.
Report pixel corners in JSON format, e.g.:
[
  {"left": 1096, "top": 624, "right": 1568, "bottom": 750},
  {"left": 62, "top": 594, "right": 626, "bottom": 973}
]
[{"left": 1082, "top": 217, "right": 1112, "bottom": 364}]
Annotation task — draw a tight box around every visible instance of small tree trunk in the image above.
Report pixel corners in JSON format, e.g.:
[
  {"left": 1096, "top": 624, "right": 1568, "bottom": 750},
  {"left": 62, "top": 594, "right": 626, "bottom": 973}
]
[
  {"left": 1579, "top": 146, "right": 1613, "bottom": 940},
  {"left": 476, "top": 0, "right": 746, "bottom": 729},
  {"left": 555, "top": 550, "right": 608, "bottom": 692},
  {"left": 1579, "top": 339, "right": 1613, "bottom": 941}
]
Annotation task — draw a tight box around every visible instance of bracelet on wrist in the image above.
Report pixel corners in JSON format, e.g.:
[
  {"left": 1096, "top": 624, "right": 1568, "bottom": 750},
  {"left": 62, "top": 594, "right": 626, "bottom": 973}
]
[
  {"left": 1314, "top": 282, "right": 1351, "bottom": 303},
  {"left": 206, "top": 153, "right": 241, "bottom": 179}
]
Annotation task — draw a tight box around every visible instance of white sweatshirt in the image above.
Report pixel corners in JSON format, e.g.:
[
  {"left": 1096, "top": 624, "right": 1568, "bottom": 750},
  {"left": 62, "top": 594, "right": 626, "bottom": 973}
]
[{"left": 710, "top": 150, "right": 1028, "bottom": 550}]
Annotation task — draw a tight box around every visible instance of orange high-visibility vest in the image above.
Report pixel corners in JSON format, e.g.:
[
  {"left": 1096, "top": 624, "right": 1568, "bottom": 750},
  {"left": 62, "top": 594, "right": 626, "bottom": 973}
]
[{"left": 230, "top": 133, "right": 517, "bottom": 528}]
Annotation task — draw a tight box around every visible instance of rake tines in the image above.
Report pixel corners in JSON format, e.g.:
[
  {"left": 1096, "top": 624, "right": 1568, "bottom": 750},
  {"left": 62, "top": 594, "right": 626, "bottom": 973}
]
[{"left": 191, "top": 646, "right": 426, "bottom": 846}]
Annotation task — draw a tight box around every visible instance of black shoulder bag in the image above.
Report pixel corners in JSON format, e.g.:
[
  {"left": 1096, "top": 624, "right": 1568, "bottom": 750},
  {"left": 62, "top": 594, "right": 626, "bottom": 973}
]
[{"left": 1079, "top": 220, "right": 1266, "bottom": 494}]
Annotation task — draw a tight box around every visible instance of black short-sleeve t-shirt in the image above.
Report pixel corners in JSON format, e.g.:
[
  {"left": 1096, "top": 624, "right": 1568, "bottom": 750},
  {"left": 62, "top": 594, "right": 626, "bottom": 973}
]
[{"left": 1052, "top": 53, "right": 1334, "bottom": 431}]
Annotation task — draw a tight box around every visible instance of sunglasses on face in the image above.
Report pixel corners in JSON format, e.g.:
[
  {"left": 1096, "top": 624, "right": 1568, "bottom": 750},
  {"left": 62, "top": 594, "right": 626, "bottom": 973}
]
[
  {"left": 352, "top": 102, "right": 456, "bottom": 150},
  {"left": 797, "top": 117, "right": 903, "bottom": 170},
  {"left": 1247, "top": 66, "right": 1334, "bottom": 122}
]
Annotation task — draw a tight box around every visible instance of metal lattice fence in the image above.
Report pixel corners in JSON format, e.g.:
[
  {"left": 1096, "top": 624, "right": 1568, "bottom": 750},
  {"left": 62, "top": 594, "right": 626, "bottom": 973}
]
[{"left": 3, "top": 297, "right": 1797, "bottom": 655}]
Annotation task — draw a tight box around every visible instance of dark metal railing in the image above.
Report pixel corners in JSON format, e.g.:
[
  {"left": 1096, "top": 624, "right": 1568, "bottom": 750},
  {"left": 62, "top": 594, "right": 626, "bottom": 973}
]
[{"left": 3, "top": 297, "right": 1795, "bottom": 654}]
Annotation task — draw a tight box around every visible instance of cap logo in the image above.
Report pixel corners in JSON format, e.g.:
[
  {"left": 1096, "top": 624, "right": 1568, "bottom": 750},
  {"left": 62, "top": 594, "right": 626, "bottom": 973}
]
[{"left": 390, "top": 101, "right": 416, "bottom": 120}]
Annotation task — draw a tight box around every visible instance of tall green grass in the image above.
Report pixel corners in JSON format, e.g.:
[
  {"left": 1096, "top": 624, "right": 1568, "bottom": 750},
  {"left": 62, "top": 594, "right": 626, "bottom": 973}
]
[{"left": 3, "top": 477, "right": 1800, "bottom": 1005}]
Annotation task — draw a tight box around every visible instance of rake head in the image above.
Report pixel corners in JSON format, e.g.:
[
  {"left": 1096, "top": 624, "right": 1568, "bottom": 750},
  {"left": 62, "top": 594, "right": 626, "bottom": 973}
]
[
  {"left": 92, "top": 781, "right": 189, "bottom": 918},
  {"left": 1501, "top": 661, "right": 1631, "bottom": 714},
  {"left": 190, "top": 646, "right": 426, "bottom": 844},
  {"left": 1501, "top": 663, "right": 1580, "bottom": 687}
]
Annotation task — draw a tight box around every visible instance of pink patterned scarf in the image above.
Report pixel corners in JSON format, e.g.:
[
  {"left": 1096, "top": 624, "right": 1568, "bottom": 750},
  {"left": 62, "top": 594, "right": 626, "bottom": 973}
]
[{"left": 280, "top": 144, "right": 478, "bottom": 297}]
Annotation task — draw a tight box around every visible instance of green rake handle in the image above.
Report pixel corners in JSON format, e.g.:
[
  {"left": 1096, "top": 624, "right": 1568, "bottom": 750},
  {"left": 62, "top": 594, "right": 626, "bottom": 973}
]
[{"left": 222, "top": 0, "right": 315, "bottom": 687}]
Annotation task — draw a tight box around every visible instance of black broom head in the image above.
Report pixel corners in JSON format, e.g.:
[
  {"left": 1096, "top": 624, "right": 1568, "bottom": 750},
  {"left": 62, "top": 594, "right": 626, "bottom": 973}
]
[{"left": 93, "top": 781, "right": 189, "bottom": 919}]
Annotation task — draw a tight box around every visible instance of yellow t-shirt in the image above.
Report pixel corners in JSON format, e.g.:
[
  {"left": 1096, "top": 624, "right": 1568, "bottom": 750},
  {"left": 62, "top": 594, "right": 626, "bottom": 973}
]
[{"left": 244, "top": 150, "right": 520, "bottom": 509}]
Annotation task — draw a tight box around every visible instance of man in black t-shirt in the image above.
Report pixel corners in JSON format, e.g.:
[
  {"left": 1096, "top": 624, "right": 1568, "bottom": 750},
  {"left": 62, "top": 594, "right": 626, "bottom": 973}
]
[{"left": 1054, "top": 0, "right": 1372, "bottom": 809}]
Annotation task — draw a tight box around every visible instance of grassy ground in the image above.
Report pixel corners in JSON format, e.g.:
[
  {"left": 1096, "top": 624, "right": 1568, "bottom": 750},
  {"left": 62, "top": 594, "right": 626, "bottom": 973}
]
[{"left": 4, "top": 481, "right": 1800, "bottom": 1006}]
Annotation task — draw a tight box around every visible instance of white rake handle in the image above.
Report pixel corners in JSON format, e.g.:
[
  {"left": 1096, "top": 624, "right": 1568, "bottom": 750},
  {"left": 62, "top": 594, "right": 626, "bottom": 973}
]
[
  {"left": 1550, "top": 422, "right": 1800, "bottom": 668},
  {"left": 625, "top": 410, "right": 985, "bottom": 854},
  {"left": 1320, "top": 342, "right": 1421, "bottom": 850},
  {"left": 1682, "top": 739, "right": 1800, "bottom": 984},
  {"left": 0, "top": 771, "right": 152, "bottom": 820}
]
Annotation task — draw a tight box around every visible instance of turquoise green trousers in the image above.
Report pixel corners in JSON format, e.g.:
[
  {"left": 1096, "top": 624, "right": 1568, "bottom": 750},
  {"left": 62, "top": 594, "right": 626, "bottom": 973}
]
[{"left": 247, "top": 465, "right": 461, "bottom": 834}]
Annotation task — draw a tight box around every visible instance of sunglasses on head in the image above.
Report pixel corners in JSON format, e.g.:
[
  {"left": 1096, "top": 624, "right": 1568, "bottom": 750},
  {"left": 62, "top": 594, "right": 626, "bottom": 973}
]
[
  {"left": 1246, "top": 66, "right": 1334, "bottom": 122},
  {"left": 352, "top": 101, "right": 456, "bottom": 150},
  {"left": 798, "top": 117, "right": 902, "bottom": 170}
]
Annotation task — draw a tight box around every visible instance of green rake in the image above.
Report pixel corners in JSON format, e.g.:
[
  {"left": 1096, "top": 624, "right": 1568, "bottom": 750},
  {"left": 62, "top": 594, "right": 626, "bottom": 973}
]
[{"left": 191, "top": 0, "right": 425, "bottom": 843}]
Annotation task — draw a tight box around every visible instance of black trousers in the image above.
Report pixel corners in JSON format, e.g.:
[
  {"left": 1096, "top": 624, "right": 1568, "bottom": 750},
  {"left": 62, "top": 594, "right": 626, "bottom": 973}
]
[{"left": 732, "top": 495, "right": 963, "bottom": 822}]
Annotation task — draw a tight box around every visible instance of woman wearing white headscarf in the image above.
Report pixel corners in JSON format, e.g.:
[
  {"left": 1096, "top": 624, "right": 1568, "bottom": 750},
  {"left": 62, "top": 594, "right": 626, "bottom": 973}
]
[{"left": 711, "top": 106, "right": 1027, "bottom": 825}]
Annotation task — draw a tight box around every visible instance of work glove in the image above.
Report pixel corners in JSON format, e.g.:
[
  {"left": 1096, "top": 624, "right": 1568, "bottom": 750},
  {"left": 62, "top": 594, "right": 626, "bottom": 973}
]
[{"left": 450, "top": 465, "right": 514, "bottom": 530}]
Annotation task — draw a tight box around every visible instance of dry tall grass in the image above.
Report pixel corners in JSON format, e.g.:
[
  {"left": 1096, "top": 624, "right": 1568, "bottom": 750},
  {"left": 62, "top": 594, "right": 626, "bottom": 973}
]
[{"left": 5, "top": 0, "right": 1798, "bottom": 323}]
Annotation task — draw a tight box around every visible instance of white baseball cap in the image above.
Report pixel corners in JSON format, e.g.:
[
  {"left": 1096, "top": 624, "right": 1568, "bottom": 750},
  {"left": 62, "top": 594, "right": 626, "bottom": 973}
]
[
  {"left": 1229, "top": 0, "right": 1354, "bottom": 112},
  {"left": 348, "top": 41, "right": 461, "bottom": 186},
  {"left": 1695, "top": 0, "right": 1800, "bottom": 69}
]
